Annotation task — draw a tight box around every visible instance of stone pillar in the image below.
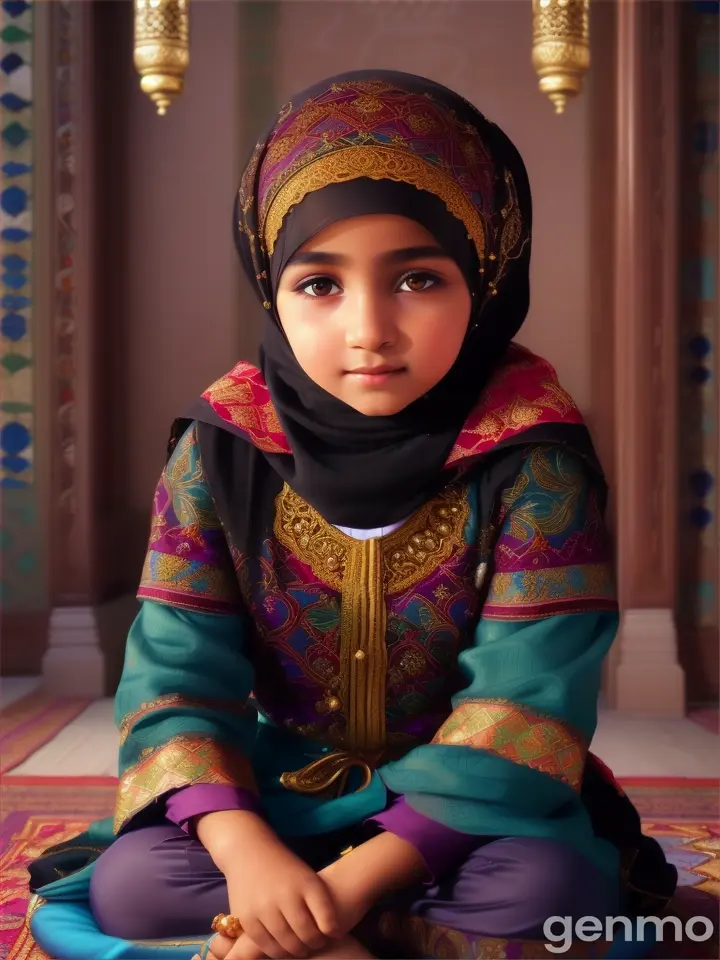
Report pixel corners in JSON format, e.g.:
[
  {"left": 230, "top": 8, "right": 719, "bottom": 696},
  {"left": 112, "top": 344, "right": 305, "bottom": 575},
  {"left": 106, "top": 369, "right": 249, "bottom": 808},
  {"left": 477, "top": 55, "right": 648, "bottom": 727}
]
[
  {"left": 41, "top": 0, "right": 104, "bottom": 697},
  {"left": 610, "top": 0, "right": 685, "bottom": 716}
]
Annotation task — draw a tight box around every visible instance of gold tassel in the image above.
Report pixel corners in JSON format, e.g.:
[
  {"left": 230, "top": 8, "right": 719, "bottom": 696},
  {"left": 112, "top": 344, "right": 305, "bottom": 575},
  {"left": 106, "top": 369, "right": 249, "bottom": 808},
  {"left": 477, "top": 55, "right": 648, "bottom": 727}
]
[
  {"left": 532, "top": 0, "right": 590, "bottom": 115},
  {"left": 134, "top": 0, "right": 190, "bottom": 116}
]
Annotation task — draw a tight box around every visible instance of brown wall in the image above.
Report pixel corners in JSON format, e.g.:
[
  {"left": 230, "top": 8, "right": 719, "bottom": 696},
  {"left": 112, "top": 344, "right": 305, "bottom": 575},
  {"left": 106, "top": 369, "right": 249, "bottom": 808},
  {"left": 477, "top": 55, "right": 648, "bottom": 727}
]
[{"left": 97, "top": 0, "right": 258, "bottom": 595}]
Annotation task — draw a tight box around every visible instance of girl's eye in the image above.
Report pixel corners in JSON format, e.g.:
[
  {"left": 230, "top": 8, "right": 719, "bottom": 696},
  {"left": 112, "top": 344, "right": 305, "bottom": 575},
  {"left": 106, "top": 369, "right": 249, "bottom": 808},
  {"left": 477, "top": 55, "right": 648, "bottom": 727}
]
[
  {"left": 399, "top": 272, "right": 438, "bottom": 293},
  {"left": 299, "top": 277, "right": 340, "bottom": 298}
]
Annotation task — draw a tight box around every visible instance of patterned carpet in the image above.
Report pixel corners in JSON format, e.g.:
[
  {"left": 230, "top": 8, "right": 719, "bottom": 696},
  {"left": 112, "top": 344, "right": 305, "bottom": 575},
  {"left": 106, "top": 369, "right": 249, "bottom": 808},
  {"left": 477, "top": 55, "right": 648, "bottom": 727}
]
[
  {"left": 0, "top": 777, "right": 717, "bottom": 960},
  {"left": 0, "top": 694, "right": 92, "bottom": 776}
]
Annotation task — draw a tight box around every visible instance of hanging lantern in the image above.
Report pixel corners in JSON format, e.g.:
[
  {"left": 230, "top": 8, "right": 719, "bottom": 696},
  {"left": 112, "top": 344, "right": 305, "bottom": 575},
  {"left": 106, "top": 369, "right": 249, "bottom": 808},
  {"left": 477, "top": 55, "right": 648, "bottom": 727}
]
[
  {"left": 532, "top": 0, "right": 590, "bottom": 114},
  {"left": 134, "top": 0, "right": 190, "bottom": 116}
]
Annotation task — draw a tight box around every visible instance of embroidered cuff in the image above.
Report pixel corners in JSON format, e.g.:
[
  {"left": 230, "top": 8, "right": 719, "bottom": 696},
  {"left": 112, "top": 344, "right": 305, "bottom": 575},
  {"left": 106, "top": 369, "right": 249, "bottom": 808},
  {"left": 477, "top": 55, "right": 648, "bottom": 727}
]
[
  {"left": 370, "top": 796, "right": 479, "bottom": 881},
  {"left": 165, "top": 784, "right": 262, "bottom": 835}
]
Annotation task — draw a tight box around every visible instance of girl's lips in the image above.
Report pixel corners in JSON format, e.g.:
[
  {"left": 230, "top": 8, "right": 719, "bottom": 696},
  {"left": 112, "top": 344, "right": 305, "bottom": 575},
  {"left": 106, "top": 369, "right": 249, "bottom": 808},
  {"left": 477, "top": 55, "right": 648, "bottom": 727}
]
[{"left": 345, "top": 367, "right": 406, "bottom": 386}]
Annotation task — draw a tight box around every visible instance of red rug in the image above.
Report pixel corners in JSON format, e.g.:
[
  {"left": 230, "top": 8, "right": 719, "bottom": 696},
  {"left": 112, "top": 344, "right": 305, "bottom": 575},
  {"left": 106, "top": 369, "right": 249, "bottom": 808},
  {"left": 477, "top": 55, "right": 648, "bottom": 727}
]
[
  {"left": 0, "top": 776, "right": 718, "bottom": 960},
  {"left": 0, "top": 692, "right": 92, "bottom": 776}
]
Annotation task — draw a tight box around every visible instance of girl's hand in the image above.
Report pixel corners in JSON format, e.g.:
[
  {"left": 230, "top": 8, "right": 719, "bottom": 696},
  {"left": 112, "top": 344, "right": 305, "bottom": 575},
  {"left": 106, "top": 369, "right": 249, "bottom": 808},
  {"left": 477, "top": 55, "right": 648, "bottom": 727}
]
[
  {"left": 222, "top": 841, "right": 339, "bottom": 959},
  {"left": 196, "top": 811, "right": 340, "bottom": 960},
  {"left": 194, "top": 854, "right": 375, "bottom": 960},
  {"left": 195, "top": 932, "right": 375, "bottom": 960}
]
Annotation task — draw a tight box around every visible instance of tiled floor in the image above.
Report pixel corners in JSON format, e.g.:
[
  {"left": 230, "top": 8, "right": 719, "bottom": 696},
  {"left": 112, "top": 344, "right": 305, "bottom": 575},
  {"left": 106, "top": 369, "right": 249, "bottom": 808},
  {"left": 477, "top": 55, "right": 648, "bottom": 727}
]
[{"left": 2, "top": 676, "right": 719, "bottom": 778}]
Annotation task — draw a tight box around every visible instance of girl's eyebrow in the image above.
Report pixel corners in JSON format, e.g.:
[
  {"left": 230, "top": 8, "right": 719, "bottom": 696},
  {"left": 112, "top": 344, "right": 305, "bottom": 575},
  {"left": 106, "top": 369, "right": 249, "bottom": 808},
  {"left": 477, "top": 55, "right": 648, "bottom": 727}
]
[{"left": 285, "top": 245, "right": 450, "bottom": 269}]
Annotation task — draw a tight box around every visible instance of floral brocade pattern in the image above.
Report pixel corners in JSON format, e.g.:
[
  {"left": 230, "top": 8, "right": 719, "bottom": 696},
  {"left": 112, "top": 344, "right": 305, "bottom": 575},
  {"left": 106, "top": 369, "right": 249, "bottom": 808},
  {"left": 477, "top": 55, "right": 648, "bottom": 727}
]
[
  {"left": 196, "top": 344, "right": 583, "bottom": 470},
  {"left": 483, "top": 445, "right": 616, "bottom": 620},
  {"left": 134, "top": 426, "right": 615, "bottom": 755},
  {"left": 445, "top": 346, "right": 584, "bottom": 465},
  {"left": 114, "top": 735, "right": 255, "bottom": 833},
  {"left": 236, "top": 487, "right": 480, "bottom": 750},
  {"left": 432, "top": 700, "right": 586, "bottom": 790},
  {"left": 137, "top": 424, "right": 243, "bottom": 614},
  {"left": 201, "top": 363, "right": 290, "bottom": 455},
  {"left": 253, "top": 78, "right": 520, "bottom": 274}
]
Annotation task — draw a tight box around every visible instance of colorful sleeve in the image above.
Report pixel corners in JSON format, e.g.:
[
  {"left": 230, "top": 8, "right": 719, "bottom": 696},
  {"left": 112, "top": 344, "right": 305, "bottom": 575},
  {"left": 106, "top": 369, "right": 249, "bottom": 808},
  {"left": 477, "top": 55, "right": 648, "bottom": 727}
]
[
  {"left": 114, "top": 424, "right": 258, "bottom": 835},
  {"left": 380, "top": 446, "right": 620, "bottom": 876},
  {"left": 137, "top": 421, "right": 242, "bottom": 614}
]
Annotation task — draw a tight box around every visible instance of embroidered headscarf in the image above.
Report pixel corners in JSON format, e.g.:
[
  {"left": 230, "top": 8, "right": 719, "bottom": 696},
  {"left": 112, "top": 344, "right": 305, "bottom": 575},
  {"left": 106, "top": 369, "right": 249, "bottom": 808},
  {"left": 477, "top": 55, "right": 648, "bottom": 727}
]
[{"left": 232, "top": 70, "right": 533, "bottom": 528}]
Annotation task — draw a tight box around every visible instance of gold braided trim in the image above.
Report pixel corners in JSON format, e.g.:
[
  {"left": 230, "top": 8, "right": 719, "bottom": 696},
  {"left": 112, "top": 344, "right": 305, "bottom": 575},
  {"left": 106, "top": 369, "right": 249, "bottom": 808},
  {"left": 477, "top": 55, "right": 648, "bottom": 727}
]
[
  {"left": 118, "top": 693, "right": 255, "bottom": 746},
  {"left": 432, "top": 699, "right": 587, "bottom": 790},
  {"left": 114, "top": 735, "right": 256, "bottom": 834},
  {"left": 263, "top": 145, "right": 485, "bottom": 261},
  {"left": 340, "top": 537, "right": 387, "bottom": 755}
]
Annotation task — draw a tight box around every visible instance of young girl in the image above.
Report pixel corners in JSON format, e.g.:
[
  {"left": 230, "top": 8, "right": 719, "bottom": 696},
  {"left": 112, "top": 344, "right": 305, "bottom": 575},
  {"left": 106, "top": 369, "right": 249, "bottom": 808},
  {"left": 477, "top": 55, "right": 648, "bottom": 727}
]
[{"left": 29, "top": 71, "right": 676, "bottom": 960}]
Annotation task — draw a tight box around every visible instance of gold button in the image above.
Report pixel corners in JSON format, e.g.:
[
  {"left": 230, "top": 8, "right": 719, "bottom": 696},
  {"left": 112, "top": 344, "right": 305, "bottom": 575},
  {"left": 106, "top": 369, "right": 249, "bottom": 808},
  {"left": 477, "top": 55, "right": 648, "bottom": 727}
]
[
  {"left": 326, "top": 696, "right": 342, "bottom": 712},
  {"left": 354, "top": 650, "right": 366, "bottom": 661}
]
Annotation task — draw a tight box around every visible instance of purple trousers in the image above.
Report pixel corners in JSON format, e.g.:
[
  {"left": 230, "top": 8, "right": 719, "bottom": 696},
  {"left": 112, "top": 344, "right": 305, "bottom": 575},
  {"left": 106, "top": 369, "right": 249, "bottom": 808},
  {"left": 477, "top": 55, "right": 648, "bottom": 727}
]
[{"left": 89, "top": 824, "right": 620, "bottom": 946}]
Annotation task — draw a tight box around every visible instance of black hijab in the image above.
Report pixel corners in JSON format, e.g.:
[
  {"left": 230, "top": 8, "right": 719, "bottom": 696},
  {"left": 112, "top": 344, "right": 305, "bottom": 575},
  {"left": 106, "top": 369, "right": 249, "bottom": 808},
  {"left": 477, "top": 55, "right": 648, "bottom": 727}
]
[{"left": 232, "top": 70, "right": 532, "bottom": 528}]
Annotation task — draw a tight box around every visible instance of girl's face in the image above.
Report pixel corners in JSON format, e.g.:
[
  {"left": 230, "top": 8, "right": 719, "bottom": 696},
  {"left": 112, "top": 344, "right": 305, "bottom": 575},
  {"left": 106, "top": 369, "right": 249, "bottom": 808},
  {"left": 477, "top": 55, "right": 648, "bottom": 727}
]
[{"left": 275, "top": 214, "right": 472, "bottom": 417}]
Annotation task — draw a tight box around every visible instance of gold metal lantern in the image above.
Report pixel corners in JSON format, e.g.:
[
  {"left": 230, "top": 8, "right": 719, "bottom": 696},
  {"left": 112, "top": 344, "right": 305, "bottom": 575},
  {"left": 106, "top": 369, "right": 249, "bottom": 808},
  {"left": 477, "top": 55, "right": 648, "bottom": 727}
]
[
  {"left": 134, "top": 0, "right": 190, "bottom": 116},
  {"left": 532, "top": 0, "right": 590, "bottom": 114}
]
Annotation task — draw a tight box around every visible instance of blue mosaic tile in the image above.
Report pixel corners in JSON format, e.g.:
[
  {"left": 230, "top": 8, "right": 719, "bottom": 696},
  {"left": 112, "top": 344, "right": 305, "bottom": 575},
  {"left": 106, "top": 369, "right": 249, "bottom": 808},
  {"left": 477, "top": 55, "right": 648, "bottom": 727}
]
[
  {"left": 0, "top": 420, "right": 30, "bottom": 454},
  {"left": 690, "top": 506, "right": 713, "bottom": 527},
  {"left": 0, "top": 476, "right": 29, "bottom": 489},
  {"left": 688, "top": 334, "right": 712, "bottom": 358},
  {"left": 1, "top": 162, "right": 31, "bottom": 177},
  {"left": 0, "top": 185, "right": 27, "bottom": 216},
  {"left": 694, "top": 121, "right": 719, "bottom": 154},
  {"left": 1, "top": 227, "right": 29, "bottom": 242},
  {"left": 1, "top": 122, "right": 28, "bottom": 148},
  {"left": 690, "top": 366, "right": 712, "bottom": 384},
  {"left": 0, "top": 52, "right": 23, "bottom": 75},
  {"left": 690, "top": 468, "right": 714, "bottom": 497},
  {"left": 1, "top": 313, "right": 26, "bottom": 341},
  {"left": 2, "top": 454, "right": 29, "bottom": 473},
  {"left": 2, "top": 271, "right": 26, "bottom": 289},
  {"left": 1, "top": 254, "right": 26, "bottom": 271},
  {"left": 1, "top": 294, "right": 29, "bottom": 310},
  {"left": 1, "top": 0, "right": 30, "bottom": 16},
  {"left": 0, "top": 92, "right": 30, "bottom": 112}
]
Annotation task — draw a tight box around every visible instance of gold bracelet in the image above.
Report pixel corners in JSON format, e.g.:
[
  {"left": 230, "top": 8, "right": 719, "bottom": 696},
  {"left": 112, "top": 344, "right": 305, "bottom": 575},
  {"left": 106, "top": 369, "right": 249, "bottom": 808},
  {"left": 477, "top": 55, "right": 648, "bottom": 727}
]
[{"left": 211, "top": 913, "right": 243, "bottom": 939}]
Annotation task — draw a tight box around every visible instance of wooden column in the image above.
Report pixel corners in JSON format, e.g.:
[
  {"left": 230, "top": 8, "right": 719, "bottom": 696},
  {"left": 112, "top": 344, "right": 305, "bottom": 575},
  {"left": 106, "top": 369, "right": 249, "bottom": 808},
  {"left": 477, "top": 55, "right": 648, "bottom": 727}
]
[
  {"left": 41, "top": 0, "right": 104, "bottom": 696},
  {"left": 609, "top": 0, "right": 685, "bottom": 715}
]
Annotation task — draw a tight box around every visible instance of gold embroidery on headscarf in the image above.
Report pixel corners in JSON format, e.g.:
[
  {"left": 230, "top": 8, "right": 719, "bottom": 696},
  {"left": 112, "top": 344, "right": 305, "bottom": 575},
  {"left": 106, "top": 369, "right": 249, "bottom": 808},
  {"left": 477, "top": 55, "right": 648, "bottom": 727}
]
[
  {"left": 491, "top": 169, "right": 530, "bottom": 294},
  {"left": 263, "top": 146, "right": 485, "bottom": 262}
]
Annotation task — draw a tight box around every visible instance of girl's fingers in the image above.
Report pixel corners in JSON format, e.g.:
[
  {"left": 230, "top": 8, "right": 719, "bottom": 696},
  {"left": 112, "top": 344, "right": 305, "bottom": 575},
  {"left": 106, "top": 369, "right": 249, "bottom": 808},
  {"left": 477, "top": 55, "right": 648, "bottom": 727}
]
[
  {"left": 238, "top": 915, "right": 286, "bottom": 960},
  {"left": 260, "top": 905, "right": 309, "bottom": 958},
  {"left": 283, "top": 898, "right": 327, "bottom": 951},
  {"left": 226, "top": 932, "right": 269, "bottom": 960},
  {"left": 200, "top": 932, "right": 234, "bottom": 959},
  {"left": 305, "top": 882, "right": 341, "bottom": 940}
]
